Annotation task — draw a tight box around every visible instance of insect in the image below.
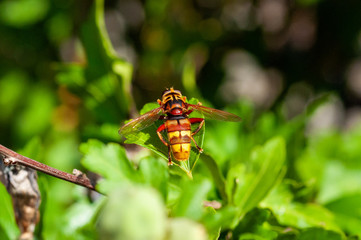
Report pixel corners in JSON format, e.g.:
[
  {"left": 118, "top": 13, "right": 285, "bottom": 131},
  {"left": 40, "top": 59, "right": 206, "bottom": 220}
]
[{"left": 119, "top": 88, "right": 241, "bottom": 165}]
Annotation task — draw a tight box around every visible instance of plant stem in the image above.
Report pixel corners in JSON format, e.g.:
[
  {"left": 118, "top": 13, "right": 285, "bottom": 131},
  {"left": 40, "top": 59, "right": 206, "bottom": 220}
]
[{"left": 0, "top": 144, "right": 97, "bottom": 192}]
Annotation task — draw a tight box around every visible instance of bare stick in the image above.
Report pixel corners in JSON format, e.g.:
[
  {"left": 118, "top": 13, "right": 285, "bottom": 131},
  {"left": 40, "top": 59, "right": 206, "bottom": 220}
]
[{"left": 0, "top": 144, "right": 97, "bottom": 192}]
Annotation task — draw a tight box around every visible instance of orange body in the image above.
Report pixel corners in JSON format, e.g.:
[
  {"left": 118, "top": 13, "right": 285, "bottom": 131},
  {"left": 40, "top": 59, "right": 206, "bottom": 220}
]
[{"left": 165, "top": 119, "right": 192, "bottom": 161}]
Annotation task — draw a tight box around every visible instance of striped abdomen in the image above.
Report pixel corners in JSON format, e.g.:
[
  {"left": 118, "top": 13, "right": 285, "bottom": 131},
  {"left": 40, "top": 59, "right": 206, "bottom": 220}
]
[{"left": 165, "top": 118, "right": 191, "bottom": 161}]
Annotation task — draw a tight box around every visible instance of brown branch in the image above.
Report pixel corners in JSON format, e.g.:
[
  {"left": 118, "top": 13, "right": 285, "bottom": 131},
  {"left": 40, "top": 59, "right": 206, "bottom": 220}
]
[{"left": 0, "top": 144, "right": 97, "bottom": 192}]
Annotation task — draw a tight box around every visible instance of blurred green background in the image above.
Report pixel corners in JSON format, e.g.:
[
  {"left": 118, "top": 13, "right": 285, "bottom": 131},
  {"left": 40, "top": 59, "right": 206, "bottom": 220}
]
[{"left": 1, "top": 0, "right": 361, "bottom": 239}]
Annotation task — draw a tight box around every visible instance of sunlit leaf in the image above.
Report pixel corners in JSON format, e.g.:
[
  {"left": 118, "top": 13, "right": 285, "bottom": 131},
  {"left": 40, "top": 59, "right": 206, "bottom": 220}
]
[
  {"left": 233, "top": 208, "right": 276, "bottom": 240},
  {"left": 201, "top": 206, "right": 238, "bottom": 235},
  {"left": 326, "top": 194, "right": 361, "bottom": 236},
  {"left": 172, "top": 179, "right": 212, "bottom": 221},
  {"left": 228, "top": 137, "right": 286, "bottom": 223},
  {"left": 62, "top": 197, "right": 105, "bottom": 237},
  {"left": 80, "top": 139, "right": 138, "bottom": 187},
  {"left": 261, "top": 183, "right": 343, "bottom": 234},
  {"left": 138, "top": 156, "right": 169, "bottom": 200}
]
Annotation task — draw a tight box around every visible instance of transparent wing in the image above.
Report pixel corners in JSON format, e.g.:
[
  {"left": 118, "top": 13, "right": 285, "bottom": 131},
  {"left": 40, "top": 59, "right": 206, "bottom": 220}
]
[
  {"left": 188, "top": 104, "right": 241, "bottom": 122},
  {"left": 119, "top": 107, "right": 164, "bottom": 136}
]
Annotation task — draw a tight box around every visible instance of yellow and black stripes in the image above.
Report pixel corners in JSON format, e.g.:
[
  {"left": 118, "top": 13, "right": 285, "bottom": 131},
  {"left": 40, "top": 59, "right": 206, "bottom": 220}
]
[{"left": 166, "top": 119, "right": 192, "bottom": 161}]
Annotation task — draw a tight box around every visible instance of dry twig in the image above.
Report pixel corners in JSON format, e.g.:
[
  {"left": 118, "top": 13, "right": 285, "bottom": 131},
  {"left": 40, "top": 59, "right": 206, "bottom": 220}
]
[{"left": 0, "top": 144, "right": 96, "bottom": 191}]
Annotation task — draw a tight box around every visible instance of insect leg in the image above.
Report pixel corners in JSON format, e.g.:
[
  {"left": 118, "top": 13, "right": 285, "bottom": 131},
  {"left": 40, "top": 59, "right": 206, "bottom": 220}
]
[
  {"left": 157, "top": 124, "right": 168, "bottom": 146},
  {"left": 189, "top": 118, "right": 205, "bottom": 153},
  {"left": 191, "top": 135, "right": 203, "bottom": 153},
  {"left": 190, "top": 118, "right": 205, "bottom": 136},
  {"left": 157, "top": 124, "right": 173, "bottom": 165}
]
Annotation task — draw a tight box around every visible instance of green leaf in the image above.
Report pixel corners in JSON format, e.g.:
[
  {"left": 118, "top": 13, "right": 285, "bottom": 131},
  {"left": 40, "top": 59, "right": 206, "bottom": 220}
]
[
  {"left": 233, "top": 208, "right": 277, "bottom": 240},
  {"left": 200, "top": 153, "right": 227, "bottom": 203},
  {"left": 201, "top": 206, "right": 238, "bottom": 235},
  {"left": 172, "top": 179, "right": 212, "bottom": 221},
  {"left": 298, "top": 228, "right": 343, "bottom": 240},
  {"left": 0, "top": 183, "right": 20, "bottom": 239},
  {"left": 261, "top": 183, "right": 343, "bottom": 234},
  {"left": 317, "top": 161, "right": 361, "bottom": 204},
  {"left": 326, "top": 194, "right": 361, "bottom": 236},
  {"left": 138, "top": 156, "right": 169, "bottom": 200},
  {"left": 228, "top": 137, "right": 286, "bottom": 221},
  {"left": 80, "top": 139, "right": 138, "bottom": 186},
  {"left": 61, "top": 197, "right": 105, "bottom": 237}
]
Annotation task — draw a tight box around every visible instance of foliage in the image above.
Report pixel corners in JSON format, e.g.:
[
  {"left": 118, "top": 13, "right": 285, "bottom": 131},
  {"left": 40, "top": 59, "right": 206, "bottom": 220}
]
[{"left": 1, "top": 0, "right": 361, "bottom": 239}]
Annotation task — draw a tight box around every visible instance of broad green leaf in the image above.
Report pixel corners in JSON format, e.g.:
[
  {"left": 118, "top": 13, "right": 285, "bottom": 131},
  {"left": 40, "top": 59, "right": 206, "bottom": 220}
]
[
  {"left": 201, "top": 206, "right": 238, "bottom": 235},
  {"left": 172, "top": 179, "right": 212, "bottom": 221},
  {"left": 0, "top": 183, "right": 20, "bottom": 239},
  {"left": 80, "top": 139, "right": 138, "bottom": 185},
  {"left": 187, "top": 98, "right": 206, "bottom": 172},
  {"left": 228, "top": 137, "right": 286, "bottom": 222},
  {"left": 261, "top": 183, "right": 343, "bottom": 234},
  {"left": 138, "top": 156, "right": 169, "bottom": 200},
  {"left": 317, "top": 161, "right": 361, "bottom": 204},
  {"left": 61, "top": 198, "right": 105, "bottom": 238},
  {"left": 326, "top": 194, "right": 361, "bottom": 236},
  {"left": 226, "top": 164, "right": 246, "bottom": 206},
  {"left": 233, "top": 208, "right": 277, "bottom": 240}
]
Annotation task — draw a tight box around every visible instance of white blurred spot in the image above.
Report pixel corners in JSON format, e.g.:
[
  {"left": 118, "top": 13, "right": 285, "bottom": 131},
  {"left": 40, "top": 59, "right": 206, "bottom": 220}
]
[
  {"left": 306, "top": 96, "right": 344, "bottom": 135},
  {"left": 220, "top": 50, "right": 283, "bottom": 108},
  {"left": 257, "top": 0, "right": 287, "bottom": 33}
]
